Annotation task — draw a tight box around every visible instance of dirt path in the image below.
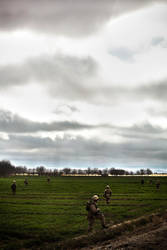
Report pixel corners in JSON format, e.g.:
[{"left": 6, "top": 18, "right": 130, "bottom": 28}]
[
  {"left": 55, "top": 210, "right": 167, "bottom": 250},
  {"left": 80, "top": 213, "right": 167, "bottom": 250},
  {"left": 82, "top": 221, "right": 167, "bottom": 249},
  {"left": 33, "top": 211, "right": 167, "bottom": 249}
]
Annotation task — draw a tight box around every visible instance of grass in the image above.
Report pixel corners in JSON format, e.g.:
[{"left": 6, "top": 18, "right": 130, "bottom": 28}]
[{"left": 0, "top": 176, "right": 167, "bottom": 249}]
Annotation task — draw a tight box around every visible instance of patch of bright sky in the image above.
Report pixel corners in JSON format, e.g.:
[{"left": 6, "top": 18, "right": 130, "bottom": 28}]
[
  {"left": 2, "top": 81, "right": 167, "bottom": 131},
  {"left": 0, "top": 132, "right": 9, "bottom": 140},
  {"left": 0, "top": 82, "right": 58, "bottom": 122}
]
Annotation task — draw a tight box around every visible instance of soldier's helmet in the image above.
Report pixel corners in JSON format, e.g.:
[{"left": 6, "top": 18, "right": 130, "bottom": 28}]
[
  {"left": 13, "top": 180, "right": 16, "bottom": 183},
  {"left": 106, "top": 185, "right": 110, "bottom": 188},
  {"left": 92, "top": 195, "right": 99, "bottom": 201}
]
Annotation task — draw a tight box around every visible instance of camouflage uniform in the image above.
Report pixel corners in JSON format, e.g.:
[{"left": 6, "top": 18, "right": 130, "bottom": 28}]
[
  {"left": 104, "top": 185, "right": 112, "bottom": 204},
  {"left": 24, "top": 179, "right": 28, "bottom": 185},
  {"left": 87, "top": 195, "right": 107, "bottom": 232},
  {"left": 141, "top": 179, "right": 144, "bottom": 185},
  {"left": 156, "top": 181, "right": 160, "bottom": 189},
  {"left": 11, "top": 180, "right": 16, "bottom": 195}
]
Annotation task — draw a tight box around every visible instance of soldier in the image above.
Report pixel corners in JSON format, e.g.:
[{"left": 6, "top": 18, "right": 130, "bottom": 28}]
[
  {"left": 149, "top": 179, "right": 153, "bottom": 185},
  {"left": 104, "top": 185, "right": 112, "bottom": 204},
  {"left": 156, "top": 180, "right": 160, "bottom": 189},
  {"left": 24, "top": 178, "right": 28, "bottom": 186},
  {"left": 47, "top": 177, "right": 50, "bottom": 183},
  {"left": 141, "top": 179, "right": 144, "bottom": 185},
  {"left": 86, "top": 195, "right": 108, "bottom": 232},
  {"left": 11, "top": 180, "right": 16, "bottom": 195}
]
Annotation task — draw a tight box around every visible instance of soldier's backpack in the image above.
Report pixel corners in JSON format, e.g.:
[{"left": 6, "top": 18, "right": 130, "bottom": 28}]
[
  {"left": 11, "top": 183, "right": 16, "bottom": 191},
  {"left": 86, "top": 201, "right": 91, "bottom": 211}
]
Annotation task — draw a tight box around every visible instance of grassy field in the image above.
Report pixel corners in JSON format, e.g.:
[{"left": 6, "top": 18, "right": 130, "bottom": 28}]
[{"left": 0, "top": 176, "right": 167, "bottom": 249}]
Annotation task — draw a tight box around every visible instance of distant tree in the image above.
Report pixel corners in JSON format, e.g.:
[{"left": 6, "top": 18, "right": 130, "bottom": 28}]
[
  {"left": 71, "top": 169, "right": 77, "bottom": 175},
  {"left": 53, "top": 169, "right": 59, "bottom": 176},
  {"left": 77, "top": 169, "right": 84, "bottom": 175},
  {"left": 32, "top": 168, "right": 36, "bottom": 175},
  {"left": 109, "top": 168, "right": 115, "bottom": 175},
  {"left": 59, "top": 170, "right": 64, "bottom": 176},
  {"left": 117, "top": 169, "right": 126, "bottom": 175},
  {"left": 62, "top": 168, "right": 71, "bottom": 175},
  {"left": 97, "top": 169, "right": 102, "bottom": 175},
  {"left": 139, "top": 169, "right": 146, "bottom": 175},
  {"left": 102, "top": 168, "right": 108, "bottom": 177},
  {"left": 46, "top": 169, "right": 53, "bottom": 176},
  {"left": 86, "top": 167, "right": 91, "bottom": 175},
  {"left": 36, "top": 166, "right": 46, "bottom": 176},
  {"left": 146, "top": 168, "right": 153, "bottom": 175},
  {"left": 91, "top": 168, "right": 99, "bottom": 175},
  {"left": 0, "top": 160, "right": 15, "bottom": 176},
  {"left": 15, "top": 166, "right": 27, "bottom": 175}
]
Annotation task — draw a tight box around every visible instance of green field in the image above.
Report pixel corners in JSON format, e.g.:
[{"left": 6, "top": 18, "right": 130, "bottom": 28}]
[{"left": 0, "top": 176, "right": 167, "bottom": 249}]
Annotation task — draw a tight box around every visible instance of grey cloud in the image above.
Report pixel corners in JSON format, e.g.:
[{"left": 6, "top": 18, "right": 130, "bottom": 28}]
[
  {"left": 0, "top": 109, "right": 95, "bottom": 133},
  {"left": 112, "top": 122, "right": 167, "bottom": 141},
  {"left": 1, "top": 109, "right": 165, "bottom": 139},
  {"left": 1, "top": 132, "right": 167, "bottom": 168},
  {"left": 138, "top": 80, "right": 167, "bottom": 101},
  {"left": 96, "top": 79, "right": 167, "bottom": 105},
  {"left": 0, "top": 64, "right": 31, "bottom": 87},
  {"left": 0, "top": 0, "right": 166, "bottom": 36},
  {"left": 0, "top": 54, "right": 97, "bottom": 100},
  {"left": 1, "top": 53, "right": 167, "bottom": 106},
  {"left": 128, "top": 123, "right": 163, "bottom": 134}
]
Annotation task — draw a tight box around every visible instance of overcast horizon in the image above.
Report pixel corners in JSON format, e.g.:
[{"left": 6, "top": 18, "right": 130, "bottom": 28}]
[{"left": 1, "top": 0, "right": 167, "bottom": 173}]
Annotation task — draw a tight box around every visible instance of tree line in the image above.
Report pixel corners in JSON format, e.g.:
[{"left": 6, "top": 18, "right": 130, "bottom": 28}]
[{"left": 0, "top": 160, "right": 155, "bottom": 177}]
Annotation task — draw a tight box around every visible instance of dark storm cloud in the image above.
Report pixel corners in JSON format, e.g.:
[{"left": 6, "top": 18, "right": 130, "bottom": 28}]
[
  {"left": 0, "top": 0, "right": 166, "bottom": 36},
  {"left": 1, "top": 131, "right": 167, "bottom": 167},
  {"left": 0, "top": 109, "right": 95, "bottom": 133},
  {"left": 1, "top": 109, "right": 165, "bottom": 138},
  {"left": 0, "top": 54, "right": 97, "bottom": 99},
  {"left": 112, "top": 122, "right": 167, "bottom": 140}
]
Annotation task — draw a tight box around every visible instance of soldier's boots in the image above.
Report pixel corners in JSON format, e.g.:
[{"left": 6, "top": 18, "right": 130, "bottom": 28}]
[
  {"left": 88, "top": 228, "right": 93, "bottom": 233},
  {"left": 102, "top": 225, "right": 108, "bottom": 229}
]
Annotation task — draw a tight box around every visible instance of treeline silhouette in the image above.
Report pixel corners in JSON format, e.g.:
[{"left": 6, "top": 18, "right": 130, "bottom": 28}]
[{"left": 0, "top": 160, "right": 155, "bottom": 177}]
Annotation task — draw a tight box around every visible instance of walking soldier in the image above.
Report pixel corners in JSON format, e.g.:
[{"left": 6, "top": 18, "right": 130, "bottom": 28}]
[
  {"left": 104, "top": 185, "right": 112, "bottom": 204},
  {"left": 86, "top": 195, "right": 108, "bottom": 232},
  {"left": 11, "top": 180, "right": 16, "bottom": 195}
]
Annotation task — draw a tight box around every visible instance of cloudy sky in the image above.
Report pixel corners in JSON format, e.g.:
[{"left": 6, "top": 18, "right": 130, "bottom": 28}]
[{"left": 0, "top": 0, "right": 167, "bottom": 172}]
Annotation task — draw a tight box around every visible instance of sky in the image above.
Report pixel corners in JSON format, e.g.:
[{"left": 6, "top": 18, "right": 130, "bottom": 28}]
[{"left": 0, "top": 0, "right": 167, "bottom": 172}]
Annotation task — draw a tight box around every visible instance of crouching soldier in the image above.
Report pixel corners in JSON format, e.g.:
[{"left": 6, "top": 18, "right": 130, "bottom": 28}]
[
  {"left": 104, "top": 185, "right": 112, "bottom": 204},
  {"left": 11, "top": 180, "right": 16, "bottom": 195},
  {"left": 86, "top": 195, "right": 108, "bottom": 232}
]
